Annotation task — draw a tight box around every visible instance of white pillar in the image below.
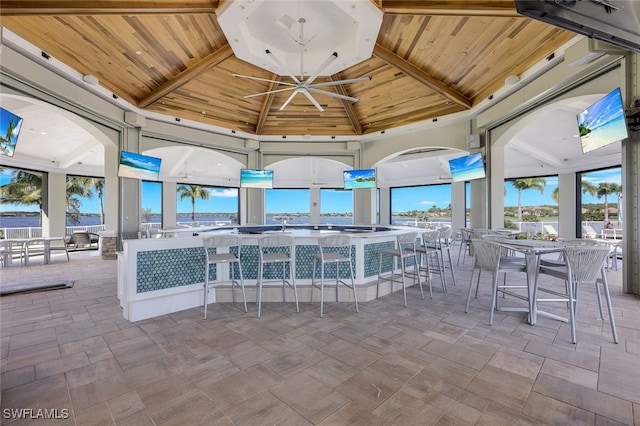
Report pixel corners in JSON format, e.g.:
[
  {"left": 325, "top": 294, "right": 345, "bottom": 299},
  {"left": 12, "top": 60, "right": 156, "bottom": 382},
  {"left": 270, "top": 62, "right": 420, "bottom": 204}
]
[
  {"left": 162, "top": 181, "right": 177, "bottom": 228},
  {"left": 310, "top": 187, "right": 320, "bottom": 224},
  {"left": 557, "top": 173, "right": 577, "bottom": 240},
  {"left": 451, "top": 181, "right": 466, "bottom": 230},
  {"left": 470, "top": 179, "right": 487, "bottom": 229},
  {"left": 353, "top": 188, "right": 376, "bottom": 224},
  {"left": 490, "top": 145, "right": 505, "bottom": 229},
  {"left": 42, "top": 172, "right": 66, "bottom": 237},
  {"left": 379, "top": 188, "right": 390, "bottom": 225},
  {"left": 104, "top": 142, "right": 119, "bottom": 232}
]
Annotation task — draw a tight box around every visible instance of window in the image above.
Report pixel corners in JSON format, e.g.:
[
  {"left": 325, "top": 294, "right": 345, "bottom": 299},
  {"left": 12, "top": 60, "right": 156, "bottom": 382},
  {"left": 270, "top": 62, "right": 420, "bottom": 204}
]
[
  {"left": 265, "top": 189, "right": 310, "bottom": 224},
  {"left": 578, "top": 166, "right": 622, "bottom": 236},
  {"left": 142, "top": 180, "right": 162, "bottom": 229},
  {"left": 176, "top": 183, "right": 239, "bottom": 226},
  {"left": 504, "top": 175, "right": 558, "bottom": 236},
  {"left": 320, "top": 189, "right": 353, "bottom": 225},
  {"left": 390, "top": 184, "right": 452, "bottom": 227},
  {"left": 66, "top": 175, "right": 105, "bottom": 227}
]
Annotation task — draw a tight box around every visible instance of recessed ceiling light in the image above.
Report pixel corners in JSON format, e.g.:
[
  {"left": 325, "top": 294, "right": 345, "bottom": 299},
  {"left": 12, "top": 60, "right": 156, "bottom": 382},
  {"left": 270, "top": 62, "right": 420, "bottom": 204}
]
[
  {"left": 135, "top": 50, "right": 142, "bottom": 55},
  {"left": 82, "top": 74, "right": 99, "bottom": 85}
]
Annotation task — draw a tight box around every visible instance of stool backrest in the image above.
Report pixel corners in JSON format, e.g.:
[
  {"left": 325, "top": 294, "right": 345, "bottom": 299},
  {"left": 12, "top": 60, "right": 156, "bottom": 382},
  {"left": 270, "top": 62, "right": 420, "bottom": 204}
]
[
  {"left": 470, "top": 238, "right": 502, "bottom": 273},
  {"left": 563, "top": 245, "right": 610, "bottom": 283},
  {"left": 318, "top": 234, "right": 351, "bottom": 250},
  {"left": 421, "top": 230, "right": 440, "bottom": 246},
  {"left": 203, "top": 234, "right": 242, "bottom": 251}
]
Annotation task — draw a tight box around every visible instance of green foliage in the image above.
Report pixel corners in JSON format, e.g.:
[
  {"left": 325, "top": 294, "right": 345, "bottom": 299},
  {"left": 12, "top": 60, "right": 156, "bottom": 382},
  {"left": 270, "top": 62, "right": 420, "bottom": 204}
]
[
  {"left": 521, "top": 213, "right": 539, "bottom": 222},
  {"left": 503, "top": 220, "right": 517, "bottom": 229}
]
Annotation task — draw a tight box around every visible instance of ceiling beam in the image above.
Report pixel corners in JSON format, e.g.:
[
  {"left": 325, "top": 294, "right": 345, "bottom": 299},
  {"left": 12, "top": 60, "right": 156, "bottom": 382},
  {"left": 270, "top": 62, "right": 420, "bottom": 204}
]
[
  {"left": 331, "top": 74, "right": 363, "bottom": 136},
  {"left": 509, "top": 138, "right": 567, "bottom": 169},
  {"left": 380, "top": 0, "right": 520, "bottom": 17},
  {"left": 137, "top": 45, "right": 233, "bottom": 108},
  {"left": 256, "top": 76, "right": 280, "bottom": 135},
  {"left": 373, "top": 44, "right": 472, "bottom": 110},
  {"left": 0, "top": 1, "right": 218, "bottom": 15}
]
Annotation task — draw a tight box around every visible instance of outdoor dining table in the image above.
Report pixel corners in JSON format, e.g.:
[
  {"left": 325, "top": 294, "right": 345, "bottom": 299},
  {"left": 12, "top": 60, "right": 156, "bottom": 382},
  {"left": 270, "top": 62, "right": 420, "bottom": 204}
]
[
  {"left": 492, "top": 238, "right": 568, "bottom": 325},
  {"left": 2, "top": 237, "right": 68, "bottom": 266}
]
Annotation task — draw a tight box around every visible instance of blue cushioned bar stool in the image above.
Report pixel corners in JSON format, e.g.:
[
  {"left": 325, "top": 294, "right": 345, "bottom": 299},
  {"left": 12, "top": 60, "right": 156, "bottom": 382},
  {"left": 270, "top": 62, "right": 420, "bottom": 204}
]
[
  {"left": 311, "top": 234, "right": 359, "bottom": 318},
  {"left": 203, "top": 234, "right": 247, "bottom": 319},
  {"left": 257, "top": 234, "right": 299, "bottom": 318}
]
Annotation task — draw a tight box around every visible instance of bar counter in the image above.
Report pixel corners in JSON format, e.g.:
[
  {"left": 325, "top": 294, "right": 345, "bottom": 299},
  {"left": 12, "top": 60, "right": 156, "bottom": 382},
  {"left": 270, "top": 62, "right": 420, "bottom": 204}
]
[{"left": 117, "top": 224, "right": 415, "bottom": 321}]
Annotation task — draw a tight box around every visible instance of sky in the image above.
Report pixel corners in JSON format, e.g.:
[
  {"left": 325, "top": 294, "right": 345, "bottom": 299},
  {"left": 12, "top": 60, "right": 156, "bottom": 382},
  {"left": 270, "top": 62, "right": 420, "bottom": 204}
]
[{"left": 0, "top": 167, "right": 623, "bottom": 214}]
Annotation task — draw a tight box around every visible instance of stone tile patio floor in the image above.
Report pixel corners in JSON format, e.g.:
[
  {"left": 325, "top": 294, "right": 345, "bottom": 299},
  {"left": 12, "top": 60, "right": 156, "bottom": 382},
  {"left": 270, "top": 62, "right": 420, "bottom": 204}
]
[{"left": 1, "top": 250, "right": 639, "bottom": 425}]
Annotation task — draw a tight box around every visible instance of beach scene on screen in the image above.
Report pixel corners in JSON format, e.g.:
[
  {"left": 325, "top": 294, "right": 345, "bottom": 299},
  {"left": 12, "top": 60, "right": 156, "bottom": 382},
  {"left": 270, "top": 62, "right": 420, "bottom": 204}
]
[
  {"left": 118, "top": 151, "right": 162, "bottom": 180},
  {"left": 577, "top": 88, "right": 628, "bottom": 153},
  {"left": 241, "top": 169, "right": 273, "bottom": 188},
  {"left": 344, "top": 169, "right": 376, "bottom": 189},
  {"left": 0, "top": 107, "right": 23, "bottom": 158},
  {"left": 449, "top": 153, "right": 485, "bottom": 182}
]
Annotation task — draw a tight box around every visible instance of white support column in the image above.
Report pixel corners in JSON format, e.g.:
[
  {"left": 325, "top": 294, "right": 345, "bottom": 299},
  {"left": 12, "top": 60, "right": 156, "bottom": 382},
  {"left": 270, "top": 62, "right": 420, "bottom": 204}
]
[
  {"left": 557, "top": 173, "right": 577, "bottom": 240},
  {"left": 451, "top": 181, "right": 466, "bottom": 230},
  {"left": 162, "top": 181, "right": 177, "bottom": 228},
  {"left": 622, "top": 134, "right": 639, "bottom": 294},
  {"left": 104, "top": 142, "right": 119, "bottom": 232},
  {"left": 353, "top": 188, "right": 376, "bottom": 225},
  {"left": 42, "top": 172, "right": 66, "bottom": 237},
  {"left": 378, "top": 188, "right": 390, "bottom": 225},
  {"left": 490, "top": 145, "right": 505, "bottom": 229},
  {"left": 470, "top": 179, "right": 487, "bottom": 229},
  {"left": 310, "top": 187, "right": 320, "bottom": 224}
]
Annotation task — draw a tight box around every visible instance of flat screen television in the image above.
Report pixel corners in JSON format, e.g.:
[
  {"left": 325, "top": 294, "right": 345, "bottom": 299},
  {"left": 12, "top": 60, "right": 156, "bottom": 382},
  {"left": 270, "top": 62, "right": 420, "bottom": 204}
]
[
  {"left": 448, "top": 152, "right": 486, "bottom": 182},
  {"left": 240, "top": 169, "right": 273, "bottom": 188},
  {"left": 576, "top": 87, "right": 629, "bottom": 154},
  {"left": 343, "top": 169, "right": 376, "bottom": 189},
  {"left": 117, "top": 151, "right": 162, "bottom": 180},
  {"left": 0, "top": 107, "right": 24, "bottom": 158}
]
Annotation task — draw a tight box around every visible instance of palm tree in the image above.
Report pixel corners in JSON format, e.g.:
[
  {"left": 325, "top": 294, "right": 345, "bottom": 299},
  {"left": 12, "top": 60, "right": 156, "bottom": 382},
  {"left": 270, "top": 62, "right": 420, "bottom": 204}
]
[
  {"left": 67, "top": 176, "right": 105, "bottom": 224},
  {"left": 510, "top": 178, "right": 547, "bottom": 221},
  {"left": 177, "top": 184, "right": 211, "bottom": 222},
  {"left": 597, "top": 182, "right": 622, "bottom": 223},
  {"left": 0, "top": 170, "right": 43, "bottom": 223},
  {"left": 551, "top": 180, "right": 597, "bottom": 205}
]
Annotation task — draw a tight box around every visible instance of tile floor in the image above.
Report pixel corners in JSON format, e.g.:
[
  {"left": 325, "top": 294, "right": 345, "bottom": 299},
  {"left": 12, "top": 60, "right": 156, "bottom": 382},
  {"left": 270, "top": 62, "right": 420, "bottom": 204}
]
[{"left": 1, "top": 250, "right": 639, "bottom": 425}]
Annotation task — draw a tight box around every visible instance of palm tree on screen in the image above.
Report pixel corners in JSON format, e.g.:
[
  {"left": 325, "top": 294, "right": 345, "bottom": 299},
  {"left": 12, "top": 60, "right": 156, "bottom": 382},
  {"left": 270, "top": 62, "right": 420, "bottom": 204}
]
[
  {"left": 177, "top": 184, "right": 211, "bottom": 222},
  {"left": 597, "top": 182, "right": 622, "bottom": 223},
  {"left": 511, "top": 178, "right": 547, "bottom": 221}
]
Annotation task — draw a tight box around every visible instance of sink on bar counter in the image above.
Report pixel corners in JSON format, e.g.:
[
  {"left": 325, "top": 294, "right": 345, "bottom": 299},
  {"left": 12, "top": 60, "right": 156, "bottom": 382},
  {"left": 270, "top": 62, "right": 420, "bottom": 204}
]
[{"left": 117, "top": 224, "right": 409, "bottom": 321}]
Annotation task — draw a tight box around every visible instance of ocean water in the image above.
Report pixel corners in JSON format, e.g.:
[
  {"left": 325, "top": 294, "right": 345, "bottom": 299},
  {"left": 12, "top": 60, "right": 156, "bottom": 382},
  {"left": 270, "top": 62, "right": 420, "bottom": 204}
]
[
  {"left": 0, "top": 214, "right": 417, "bottom": 228},
  {"left": 581, "top": 116, "right": 628, "bottom": 153}
]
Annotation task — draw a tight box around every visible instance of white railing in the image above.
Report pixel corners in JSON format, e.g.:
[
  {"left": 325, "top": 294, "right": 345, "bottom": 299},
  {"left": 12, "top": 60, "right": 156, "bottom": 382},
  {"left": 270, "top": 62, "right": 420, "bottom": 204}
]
[
  {"left": 0, "top": 224, "right": 105, "bottom": 239},
  {"left": 0, "top": 220, "right": 622, "bottom": 240}
]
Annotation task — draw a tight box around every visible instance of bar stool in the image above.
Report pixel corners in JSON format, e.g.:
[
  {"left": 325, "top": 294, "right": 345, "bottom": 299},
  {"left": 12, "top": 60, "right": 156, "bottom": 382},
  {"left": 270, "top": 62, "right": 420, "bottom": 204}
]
[
  {"left": 437, "top": 227, "right": 457, "bottom": 286},
  {"left": 457, "top": 228, "right": 473, "bottom": 265},
  {"left": 311, "top": 234, "right": 359, "bottom": 317},
  {"left": 415, "top": 230, "right": 445, "bottom": 298},
  {"left": 203, "top": 234, "right": 247, "bottom": 319},
  {"left": 377, "top": 231, "right": 424, "bottom": 306},
  {"left": 257, "top": 233, "right": 299, "bottom": 318}
]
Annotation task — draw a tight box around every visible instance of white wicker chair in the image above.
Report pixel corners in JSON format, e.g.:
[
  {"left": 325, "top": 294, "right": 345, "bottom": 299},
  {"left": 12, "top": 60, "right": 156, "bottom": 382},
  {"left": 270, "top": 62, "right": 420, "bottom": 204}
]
[{"left": 537, "top": 245, "right": 618, "bottom": 344}]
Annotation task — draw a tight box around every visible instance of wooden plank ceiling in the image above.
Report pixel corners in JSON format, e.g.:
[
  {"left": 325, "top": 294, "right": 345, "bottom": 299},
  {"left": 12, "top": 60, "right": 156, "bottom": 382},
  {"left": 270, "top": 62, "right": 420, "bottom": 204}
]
[{"left": 1, "top": 1, "right": 575, "bottom": 136}]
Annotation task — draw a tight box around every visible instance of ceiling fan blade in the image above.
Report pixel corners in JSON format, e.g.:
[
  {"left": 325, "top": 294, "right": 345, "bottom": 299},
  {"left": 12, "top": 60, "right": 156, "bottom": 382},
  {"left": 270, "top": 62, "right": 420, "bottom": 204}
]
[
  {"left": 305, "top": 52, "right": 338, "bottom": 86},
  {"left": 307, "top": 88, "right": 359, "bottom": 103},
  {"left": 309, "top": 76, "right": 372, "bottom": 88},
  {"left": 302, "top": 91, "right": 324, "bottom": 112},
  {"left": 231, "top": 73, "right": 296, "bottom": 86},
  {"left": 279, "top": 90, "right": 299, "bottom": 111},
  {"left": 243, "top": 87, "right": 296, "bottom": 99},
  {"left": 266, "top": 49, "right": 301, "bottom": 84}
]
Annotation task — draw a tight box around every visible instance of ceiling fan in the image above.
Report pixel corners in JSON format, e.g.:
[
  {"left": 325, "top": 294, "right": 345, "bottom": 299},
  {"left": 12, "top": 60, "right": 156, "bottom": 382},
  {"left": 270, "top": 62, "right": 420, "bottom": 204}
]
[{"left": 232, "top": 17, "right": 372, "bottom": 112}]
